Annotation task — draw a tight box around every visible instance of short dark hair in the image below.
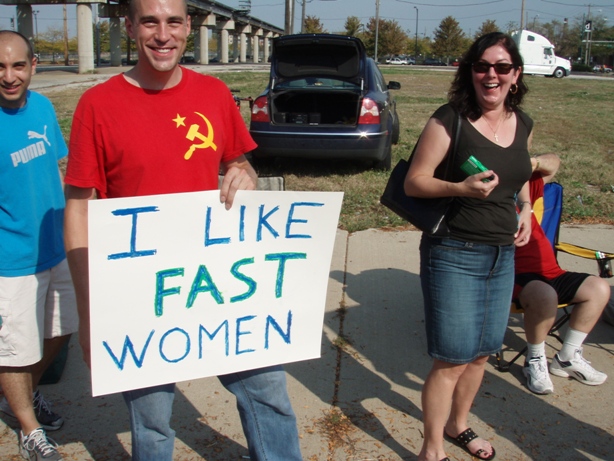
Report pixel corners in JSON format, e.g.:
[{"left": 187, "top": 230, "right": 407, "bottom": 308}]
[
  {"left": 0, "top": 30, "right": 34, "bottom": 61},
  {"left": 128, "top": 0, "right": 188, "bottom": 21},
  {"left": 449, "top": 32, "right": 528, "bottom": 120}
]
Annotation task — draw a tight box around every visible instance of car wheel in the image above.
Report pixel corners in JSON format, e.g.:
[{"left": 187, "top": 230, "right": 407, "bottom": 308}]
[
  {"left": 553, "top": 67, "right": 565, "bottom": 78},
  {"left": 374, "top": 144, "right": 392, "bottom": 171},
  {"left": 391, "top": 114, "right": 400, "bottom": 145}
]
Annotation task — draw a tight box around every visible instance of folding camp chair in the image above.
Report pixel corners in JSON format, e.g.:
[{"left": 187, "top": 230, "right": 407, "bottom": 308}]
[{"left": 496, "top": 182, "right": 614, "bottom": 372}]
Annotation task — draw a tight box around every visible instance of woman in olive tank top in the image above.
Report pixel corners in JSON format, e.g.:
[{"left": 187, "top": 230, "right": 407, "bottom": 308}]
[{"left": 405, "top": 32, "right": 533, "bottom": 461}]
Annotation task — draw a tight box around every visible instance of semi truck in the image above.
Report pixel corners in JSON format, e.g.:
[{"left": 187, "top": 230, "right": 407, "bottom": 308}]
[{"left": 511, "top": 30, "right": 571, "bottom": 78}]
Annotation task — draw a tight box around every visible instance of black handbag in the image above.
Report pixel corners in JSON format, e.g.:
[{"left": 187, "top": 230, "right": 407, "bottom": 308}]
[{"left": 380, "top": 113, "right": 461, "bottom": 235}]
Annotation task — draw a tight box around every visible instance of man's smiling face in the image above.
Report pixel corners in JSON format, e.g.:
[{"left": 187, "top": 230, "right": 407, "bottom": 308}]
[{"left": 125, "top": 0, "right": 191, "bottom": 75}]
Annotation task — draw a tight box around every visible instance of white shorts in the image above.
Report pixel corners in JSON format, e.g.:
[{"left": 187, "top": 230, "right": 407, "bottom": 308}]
[{"left": 0, "top": 258, "right": 78, "bottom": 367}]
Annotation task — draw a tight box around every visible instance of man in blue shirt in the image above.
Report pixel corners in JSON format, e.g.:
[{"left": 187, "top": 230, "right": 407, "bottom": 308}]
[{"left": 0, "top": 30, "right": 78, "bottom": 461}]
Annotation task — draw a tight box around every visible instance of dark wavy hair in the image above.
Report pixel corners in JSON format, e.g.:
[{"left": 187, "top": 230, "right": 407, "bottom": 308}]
[
  {"left": 0, "top": 30, "right": 33, "bottom": 61},
  {"left": 448, "top": 32, "right": 528, "bottom": 120}
]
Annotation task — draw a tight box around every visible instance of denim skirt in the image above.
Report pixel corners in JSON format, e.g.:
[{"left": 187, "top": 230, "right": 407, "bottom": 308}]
[{"left": 419, "top": 235, "right": 515, "bottom": 364}]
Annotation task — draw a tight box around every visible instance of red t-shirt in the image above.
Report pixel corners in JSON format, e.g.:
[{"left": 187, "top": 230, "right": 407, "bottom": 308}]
[
  {"left": 514, "top": 174, "right": 565, "bottom": 280},
  {"left": 66, "top": 68, "right": 256, "bottom": 198}
]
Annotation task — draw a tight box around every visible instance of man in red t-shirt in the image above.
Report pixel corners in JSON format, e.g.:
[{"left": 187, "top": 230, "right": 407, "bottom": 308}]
[
  {"left": 514, "top": 153, "right": 610, "bottom": 394},
  {"left": 63, "top": 0, "right": 302, "bottom": 459}
]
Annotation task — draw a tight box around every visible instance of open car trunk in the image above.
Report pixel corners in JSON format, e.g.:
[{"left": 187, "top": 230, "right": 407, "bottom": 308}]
[
  {"left": 269, "top": 90, "right": 361, "bottom": 126},
  {"left": 269, "top": 34, "right": 365, "bottom": 126}
]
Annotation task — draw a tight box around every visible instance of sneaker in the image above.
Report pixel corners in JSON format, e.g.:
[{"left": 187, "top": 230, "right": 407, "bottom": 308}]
[
  {"left": 550, "top": 348, "right": 608, "bottom": 386},
  {"left": 523, "top": 355, "right": 554, "bottom": 394},
  {"left": 33, "top": 391, "right": 64, "bottom": 431},
  {"left": 0, "top": 390, "right": 64, "bottom": 431},
  {"left": 19, "top": 427, "right": 62, "bottom": 460}
]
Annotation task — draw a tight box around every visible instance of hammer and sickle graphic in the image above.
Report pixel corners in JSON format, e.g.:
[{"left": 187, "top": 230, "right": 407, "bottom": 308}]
[{"left": 184, "top": 112, "right": 218, "bottom": 160}]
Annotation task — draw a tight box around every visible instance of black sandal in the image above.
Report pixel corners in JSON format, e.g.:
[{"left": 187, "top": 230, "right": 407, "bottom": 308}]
[{"left": 445, "top": 427, "right": 496, "bottom": 460}]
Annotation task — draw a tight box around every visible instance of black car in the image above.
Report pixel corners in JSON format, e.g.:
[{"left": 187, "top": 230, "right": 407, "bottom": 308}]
[
  {"left": 423, "top": 58, "right": 447, "bottom": 66},
  {"left": 249, "top": 34, "right": 401, "bottom": 170}
]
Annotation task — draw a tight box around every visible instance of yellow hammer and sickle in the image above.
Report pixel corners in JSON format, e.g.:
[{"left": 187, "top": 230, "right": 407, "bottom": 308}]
[{"left": 184, "top": 112, "right": 218, "bottom": 160}]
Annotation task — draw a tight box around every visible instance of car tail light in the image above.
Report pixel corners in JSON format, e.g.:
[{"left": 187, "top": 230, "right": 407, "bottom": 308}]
[
  {"left": 358, "top": 98, "right": 380, "bottom": 125},
  {"left": 251, "top": 96, "right": 270, "bottom": 122}
]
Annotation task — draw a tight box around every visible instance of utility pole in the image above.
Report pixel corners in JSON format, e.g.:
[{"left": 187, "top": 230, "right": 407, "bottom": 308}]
[
  {"left": 584, "top": 5, "right": 592, "bottom": 65},
  {"left": 374, "top": 0, "right": 380, "bottom": 62},
  {"left": 414, "top": 6, "right": 418, "bottom": 59},
  {"left": 63, "top": 5, "right": 69, "bottom": 65},
  {"left": 285, "top": 0, "right": 293, "bottom": 35},
  {"left": 520, "top": 0, "right": 525, "bottom": 30}
]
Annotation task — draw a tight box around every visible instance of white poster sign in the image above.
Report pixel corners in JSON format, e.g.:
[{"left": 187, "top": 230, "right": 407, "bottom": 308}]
[{"left": 88, "top": 190, "right": 343, "bottom": 396}]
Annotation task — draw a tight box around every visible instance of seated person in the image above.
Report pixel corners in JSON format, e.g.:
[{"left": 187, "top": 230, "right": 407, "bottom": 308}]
[{"left": 514, "top": 153, "right": 610, "bottom": 394}]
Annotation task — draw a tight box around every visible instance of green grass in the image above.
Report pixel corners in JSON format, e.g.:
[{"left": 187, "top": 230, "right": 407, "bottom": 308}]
[{"left": 46, "top": 69, "right": 614, "bottom": 232}]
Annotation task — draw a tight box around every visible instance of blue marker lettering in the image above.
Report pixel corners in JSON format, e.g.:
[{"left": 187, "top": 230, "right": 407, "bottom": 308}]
[
  {"left": 199, "top": 321, "right": 230, "bottom": 358},
  {"left": 159, "top": 328, "right": 190, "bottom": 363},
  {"left": 230, "top": 258, "right": 257, "bottom": 303},
  {"left": 257, "top": 205, "right": 280, "bottom": 241},
  {"left": 187, "top": 265, "right": 224, "bottom": 307},
  {"left": 265, "top": 311, "right": 293, "bottom": 349},
  {"left": 265, "top": 253, "right": 307, "bottom": 298},
  {"left": 236, "top": 315, "right": 256, "bottom": 355},
  {"left": 286, "top": 202, "right": 324, "bottom": 239},
  {"left": 108, "top": 207, "right": 158, "bottom": 260},
  {"left": 204, "top": 206, "right": 231, "bottom": 247},
  {"left": 154, "top": 268, "right": 184, "bottom": 317},
  {"left": 102, "top": 330, "right": 155, "bottom": 370}
]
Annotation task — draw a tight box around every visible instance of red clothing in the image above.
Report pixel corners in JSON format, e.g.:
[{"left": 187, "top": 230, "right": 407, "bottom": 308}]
[
  {"left": 66, "top": 68, "right": 256, "bottom": 198},
  {"left": 514, "top": 174, "right": 566, "bottom": 280}
]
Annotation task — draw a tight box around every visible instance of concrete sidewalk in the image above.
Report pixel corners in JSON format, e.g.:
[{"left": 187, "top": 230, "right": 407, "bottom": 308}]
[{"left": 1, "top": 225, "right": 613, "bottom": 460}]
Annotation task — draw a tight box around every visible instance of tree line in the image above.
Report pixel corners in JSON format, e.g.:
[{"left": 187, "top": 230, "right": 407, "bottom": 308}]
[
  {"left": 305, "top": 13, "right": 613, "bottom": 65},
  {"left": 31, "top": 13, "right": 613, "bottom": 66}
]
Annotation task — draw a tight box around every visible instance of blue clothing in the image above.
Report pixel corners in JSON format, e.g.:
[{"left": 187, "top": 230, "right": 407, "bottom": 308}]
[
  {"left": 122, "top": 366, "right": 302, "bottom": 461},
  {"left": 0, "top": 91, "right": 68, "bottom": 276},
  {"left": 420, "top": 235, "right": 515, "bottom": 364}
]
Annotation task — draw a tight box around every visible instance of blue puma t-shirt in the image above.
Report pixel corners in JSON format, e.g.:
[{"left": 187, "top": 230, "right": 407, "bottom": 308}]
[{"left": 0, "top": 91, "right": 68, "bottom": 276}]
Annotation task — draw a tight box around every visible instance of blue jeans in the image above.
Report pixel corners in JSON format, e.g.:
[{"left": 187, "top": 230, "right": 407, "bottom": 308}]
[
  {"left": 420, "top": 236, "right": 515, "bottom": 364},
  {"left": 122, "top": 365, "right": 302, "bottom": 461}
]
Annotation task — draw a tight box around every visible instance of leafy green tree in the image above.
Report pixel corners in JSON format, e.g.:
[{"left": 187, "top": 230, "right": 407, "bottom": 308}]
[
  {"left": 304, "top": 15, "right": 326, "bottom": 34},
  {"left": 432, "top": 16, "right": 466, "bottom": 61},
  {"left": 474, "top": 20, "right": 499, "bottom": 39},
  {"left": 344, "top": 16, "right": 362, "bottom": 37},
  {"left": 362, "top": 17, "right": 408, "bottom": 59},
  {"left": 37, "top": 26, "right": 77, "bottom": 57}
]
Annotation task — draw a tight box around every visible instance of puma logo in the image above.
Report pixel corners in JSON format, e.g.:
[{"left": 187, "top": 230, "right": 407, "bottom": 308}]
[{"left": 28, "top": 125, "right": 50, "bottom": 146}]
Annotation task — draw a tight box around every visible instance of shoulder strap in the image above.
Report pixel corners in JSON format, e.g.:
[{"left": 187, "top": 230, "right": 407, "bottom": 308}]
[{"left": 442, "top": 112, "right": 462, "bottom": 180}]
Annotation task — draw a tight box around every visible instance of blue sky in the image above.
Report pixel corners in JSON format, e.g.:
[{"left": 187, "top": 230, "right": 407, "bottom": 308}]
[{"left": 1, "top": 0, "right": 611, "bottom": 39}]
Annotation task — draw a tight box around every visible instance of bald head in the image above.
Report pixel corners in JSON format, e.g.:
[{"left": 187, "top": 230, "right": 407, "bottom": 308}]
[{"left": 0, "top": 30, "right": 33, "bottom": 61}]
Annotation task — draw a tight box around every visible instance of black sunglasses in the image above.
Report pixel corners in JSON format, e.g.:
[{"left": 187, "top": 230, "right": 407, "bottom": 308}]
[{"left": 472, "top": 62, "right": 516, "bottom": 75}]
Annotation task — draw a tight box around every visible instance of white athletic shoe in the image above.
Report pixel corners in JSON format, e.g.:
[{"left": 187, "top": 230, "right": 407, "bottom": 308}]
[
  {"left": 523, "top": 355, "right": 554, "bottom": 394},
  {"left": 550, "top": 348, "right": 608, "bottom": 386}
]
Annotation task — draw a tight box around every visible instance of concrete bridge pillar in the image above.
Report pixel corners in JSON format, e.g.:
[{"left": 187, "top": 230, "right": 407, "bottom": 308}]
[
  {"left": 252, "top": 28, "right": 262, "bottom": 63},
  {"left": 15, "top": 4, "right": 34, "bottom": 46},
  {"left": 77, "top": 3, "right": 94, "bottom": 73},
  {"left": 216, "top": 20, "right": 234, "bottom": 64},
  {"left": 192, "top": 13, "right": 215, "bottom": 64}
]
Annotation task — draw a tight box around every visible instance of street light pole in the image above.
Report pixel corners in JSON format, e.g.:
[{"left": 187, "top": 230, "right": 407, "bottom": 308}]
[
  {"left": 33, "top": 9, "right": 39, "bottom": 53},
  {"left": 414, "top": 6, "right": 418, "bottom": 59}
]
